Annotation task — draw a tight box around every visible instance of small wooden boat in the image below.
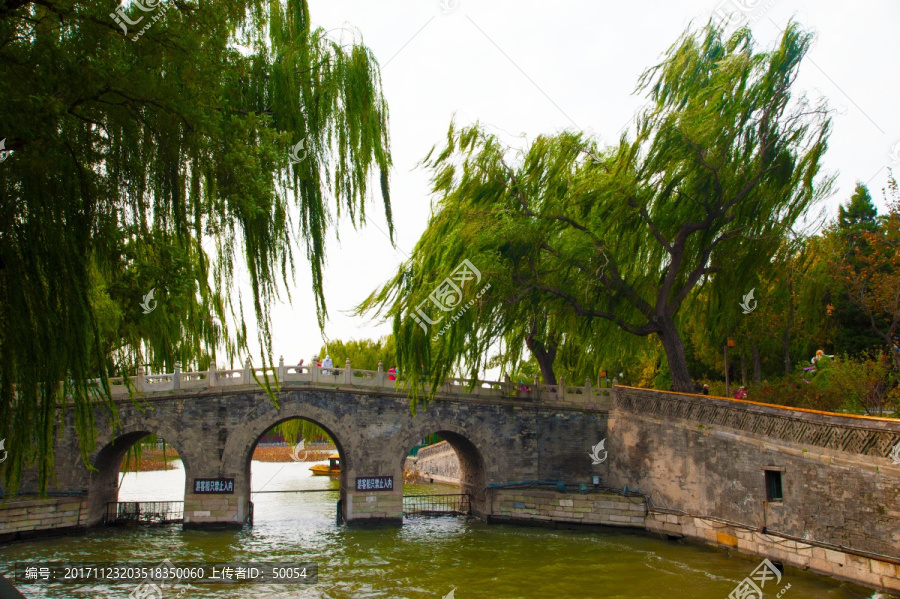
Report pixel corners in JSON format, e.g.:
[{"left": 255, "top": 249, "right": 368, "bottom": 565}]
[{"left": 309, "top": 453, "right": 341, "bottom": 475}]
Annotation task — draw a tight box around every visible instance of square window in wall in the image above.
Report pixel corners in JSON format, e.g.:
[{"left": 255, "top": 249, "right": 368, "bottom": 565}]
[{"left": 764, "top": 470, "right": 783, "bottom": 502}]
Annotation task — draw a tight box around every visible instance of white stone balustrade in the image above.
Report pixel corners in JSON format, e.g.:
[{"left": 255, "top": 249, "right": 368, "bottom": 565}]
[{"left": 89, "top": 359, "right": 615, "bottom": 409}]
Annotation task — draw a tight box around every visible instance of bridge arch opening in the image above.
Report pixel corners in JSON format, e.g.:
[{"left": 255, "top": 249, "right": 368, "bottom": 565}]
[
  {"left": 245, "top": 417, "right": 345, "bottom": 525},
  {"left": 402, "top": 430, "right": 486, "bottom": 518},
  {"left": 88, "top": 430, "right": 188, "bottom": 525}
]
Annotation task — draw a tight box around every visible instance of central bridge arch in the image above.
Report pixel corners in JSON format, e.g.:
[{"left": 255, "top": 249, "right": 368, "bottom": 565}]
[{"left": 218, "top": 394, "right": 354, "bottom": 528}]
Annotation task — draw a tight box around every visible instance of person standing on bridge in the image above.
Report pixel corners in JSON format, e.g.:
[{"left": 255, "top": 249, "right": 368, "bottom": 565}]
[{"left": 322, "top": 355, "right": 333, "bottom": 375}]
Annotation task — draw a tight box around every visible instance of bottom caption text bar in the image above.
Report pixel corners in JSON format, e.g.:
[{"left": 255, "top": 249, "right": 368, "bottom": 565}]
[{"left": 15, "top": 562, "right": 318, "bottom": 585}]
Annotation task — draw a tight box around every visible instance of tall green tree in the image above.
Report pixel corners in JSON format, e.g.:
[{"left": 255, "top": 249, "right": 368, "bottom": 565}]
[
  {"left": 0, "top": 0, "right": 392, "bottom": 493},
  {"left": 833, "top": 176, "right": 900, "bottom": 370},
  {"left": 838, "top": 183, "right": 878, "bottom": 233},
  {"left": 316, "top": 336, "right": 396, "bottom": 370},
  {"left": 802, "top": 182, "right": 889, "bottom": 359},
  {"left": 361, "top": 20, "right": 832, "bottom": 399}
]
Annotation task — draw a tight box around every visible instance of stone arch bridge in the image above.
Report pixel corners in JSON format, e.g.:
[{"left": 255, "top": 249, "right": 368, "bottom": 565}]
[{"left": 41, "top": 360, "right": 613, "bottom": 528}]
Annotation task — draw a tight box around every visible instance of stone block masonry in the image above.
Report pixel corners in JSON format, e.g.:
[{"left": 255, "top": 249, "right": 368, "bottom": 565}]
[
  {"left": 644, "top": 512, "right": 900, "bottom": 594},
  {"left": 488, "top": 489, "right": 646, "bottom": 528},
  {"left": 0, "top": 496, "right": 90, "bottom": 542},
  {"left": 487, "top": 487, "right": 900, "bottom": 594},
  {"left": 607, "top": 387, "right": 900, "bottom": 596},
  {"left": 5, "top": 376, "right": 899, "bottom": 595},
  {"left": 10, "top": 383, "right": 608, "bottom": 530},
  {"left": 405, "top": 440, "right": 461, "bottom": 484}
]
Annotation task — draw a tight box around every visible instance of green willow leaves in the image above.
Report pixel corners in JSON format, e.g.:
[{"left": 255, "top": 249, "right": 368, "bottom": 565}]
[
  {"left": 360, "top": 20, "right": 832, "bottom": 402},
  {"left": 0, "top": 0, "right": 391, "bottom": 493}
]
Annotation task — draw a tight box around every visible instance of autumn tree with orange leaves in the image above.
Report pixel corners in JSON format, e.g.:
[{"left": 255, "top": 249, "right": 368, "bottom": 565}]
[{"left": 834, "top": 175, "right": 900, "bottom": 371}]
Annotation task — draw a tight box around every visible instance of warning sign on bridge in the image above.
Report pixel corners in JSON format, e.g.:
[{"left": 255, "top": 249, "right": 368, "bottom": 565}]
[
  {"left": 193, "top": 478, "right": 235, "bottom": 494},
  {"left": 355, "top": 476, "right": 393, "bottom": 492}
]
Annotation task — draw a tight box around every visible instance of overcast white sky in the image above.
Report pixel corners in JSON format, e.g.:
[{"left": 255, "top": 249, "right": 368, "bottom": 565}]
[{"left": 239, "top": 0, "right": 900, "bottom": 368}]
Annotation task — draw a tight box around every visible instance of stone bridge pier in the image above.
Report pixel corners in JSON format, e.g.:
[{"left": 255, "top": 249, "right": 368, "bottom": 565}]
[{"left": 34, "top": 383, "right": 609, "bottom": 529}]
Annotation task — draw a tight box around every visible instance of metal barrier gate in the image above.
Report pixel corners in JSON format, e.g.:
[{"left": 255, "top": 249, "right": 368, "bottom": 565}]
[
  {"left": 402, "top": 494, "right": 471, "bottom": 516},
  {"left": 103, "top": 501, "right": 184, "bottom": 525}
]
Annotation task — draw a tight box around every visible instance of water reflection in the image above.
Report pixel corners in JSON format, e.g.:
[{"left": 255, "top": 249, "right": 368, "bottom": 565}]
[{"left": 0, "top": 460, "right": 879, "bottom": 599}]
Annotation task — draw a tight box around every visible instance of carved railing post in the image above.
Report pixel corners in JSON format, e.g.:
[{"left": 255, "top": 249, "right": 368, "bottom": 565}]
[
  {"left": 344, "top": 359, "right": 352, "bottom": 385},
  {"left": 278, "top": 356, "right": 286, "bottom": 382},
  {"left": 209, "top": 361, "right": 217, "bottom": 387},
  {"left": 173, "top": 362, "right": 182, "bottom": 391},
  {"left": 311, "top": 356, "right": 319, "bottom": 383},
  {"left": 584, "top": 377, "right": 592, "bottom": 401},
  {"left": 137, "top": 365, "right": 146, "bottom": 393},
  {"left": 377, "top": 361, "right": 385, "bottom": 387},
  {"left": 242, "top": 357, "right": 251, "bottom": 385},
  {"left": 557, "top": 376, "right": 565, "bottom": 401}
]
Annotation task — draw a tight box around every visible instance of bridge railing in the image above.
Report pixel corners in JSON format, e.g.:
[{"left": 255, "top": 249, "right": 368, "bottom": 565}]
[{"left": 91, "top": 358, "right": 614, "bottom": 409}]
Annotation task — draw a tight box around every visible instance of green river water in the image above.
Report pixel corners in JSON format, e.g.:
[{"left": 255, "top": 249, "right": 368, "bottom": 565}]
[{"left": 0, "top": 459, "right": 881, "bottom": 599}]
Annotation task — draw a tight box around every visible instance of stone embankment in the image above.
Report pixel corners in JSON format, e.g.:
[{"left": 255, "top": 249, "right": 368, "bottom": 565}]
[
  {"left": 0, "top": 495, "right": 90, "bottom": 543},
  {"left": 404, "top": 441, "right": 461, "bottom": 484}
]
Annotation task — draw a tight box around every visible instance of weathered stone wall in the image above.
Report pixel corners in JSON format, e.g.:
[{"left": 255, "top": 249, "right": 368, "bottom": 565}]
[
  {"left": 607, "top": 387, "right": 900, "bottom": 595},
  {"left": 8, "top": 383, "right": 607, "bottom": 530},
  {"left": 482, "top": 486, "right": 900, "bottom": 594},
  {"left": 487, "top": 488, "right": 646, "bottom": 527},
  {"left": 645, "top": 511, "right": 900, "bottom": 594},
  {"left": 406, "top": 441, "right": 461, "bottom": 484},
  {"left": 0, "top": 496, "right": 90, "bottom": 542}
]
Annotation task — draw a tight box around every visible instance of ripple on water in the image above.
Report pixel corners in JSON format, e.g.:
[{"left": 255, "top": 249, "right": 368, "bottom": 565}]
[{"left": 0, "top": 462, "right": 880, "bottom": 598}]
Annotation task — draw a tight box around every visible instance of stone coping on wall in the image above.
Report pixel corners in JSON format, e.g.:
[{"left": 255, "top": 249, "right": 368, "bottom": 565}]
[
  {"left": 414, "top": 440, "right": 456, "bottom": 461},
  {"left": 617, "top": 385, "right": 900, "bottom": 424},
  {"left": 614, "top": 387, "right": 900, "bottom": 460}
]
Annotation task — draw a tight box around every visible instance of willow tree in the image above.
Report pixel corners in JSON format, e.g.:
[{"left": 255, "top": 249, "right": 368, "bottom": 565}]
[
  {"left": 361, "top": 20, "right": 832, "bottom": 401},
  {"left": 0, "top": 0, "right": 392, "bottom": 492}
]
